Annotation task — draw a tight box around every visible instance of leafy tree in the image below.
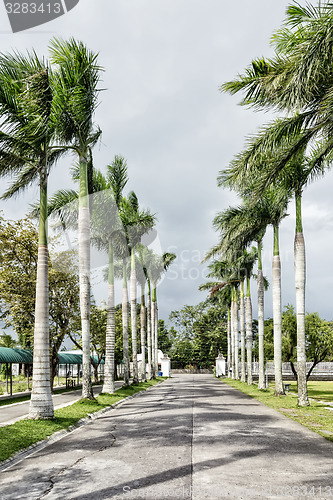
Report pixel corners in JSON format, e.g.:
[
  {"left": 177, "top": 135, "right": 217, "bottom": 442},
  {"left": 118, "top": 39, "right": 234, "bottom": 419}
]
[
  {"left": 171, "top": 339, "right": 195, "bottom": 368},
  {"left": 0, "top": 334, "right": 17, "bottom": 348},
  {"left": 192, "top": 305, "right": 227, "bottom": 368},
  {"left": 168, "top": 300, "right": 227, "bottom": 368},
  {"left": 157, "top": 319, "right": 174, "bottom": 356},
  {"left": 169, "top": 303, "right": 207, "bottom": 341},
  {"left": 258, "top": 305, "right": 333, "bottom": 380},
  {"left": 0, "top": 216, "right": 80, "bottom": 389}
]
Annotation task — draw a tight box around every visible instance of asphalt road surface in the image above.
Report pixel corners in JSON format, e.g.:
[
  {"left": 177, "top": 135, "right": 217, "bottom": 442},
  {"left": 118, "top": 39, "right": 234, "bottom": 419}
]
[{"left": 0, "top": 374, "right": 332, "bottom": 499}]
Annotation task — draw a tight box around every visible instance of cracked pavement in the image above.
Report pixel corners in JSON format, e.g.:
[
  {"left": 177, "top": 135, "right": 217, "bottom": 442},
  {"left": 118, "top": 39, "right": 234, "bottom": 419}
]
[{"left": 0, "top": 375, "right": 333, "bottom": 499}]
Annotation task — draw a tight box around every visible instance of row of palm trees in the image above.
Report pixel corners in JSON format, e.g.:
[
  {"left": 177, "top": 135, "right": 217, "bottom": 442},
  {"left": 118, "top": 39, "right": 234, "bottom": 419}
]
[
  {"left": 0, "top": 38, "right": 175, "bottom": 419},
  {"left": 204, "top": 1, "right": 333, "bottom": 406},
  {"left": 47, "top": 155, "right": 176, "bottom": 391}
]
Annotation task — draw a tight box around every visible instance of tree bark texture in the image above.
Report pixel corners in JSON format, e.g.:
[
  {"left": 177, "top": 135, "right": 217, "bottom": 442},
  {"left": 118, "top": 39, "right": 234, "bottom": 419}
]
[
  {"left": 122, "top": 261, "right": 130, "bottom": 385},
  {"left": 246, "top": 295, "right": 253, "bottom": 385},
  {"left": 29, "top": 245, "right": 54, "bottom": 419},
  {"left": 257, "top": 269, "right": 265, "bottom": 389},
  {"left": 227, "top": 308, "right": 231, "bottom": 378},
  {"left": 240, "top": 281, "right": 246, "bottom": 383},
  {"left": 140, "top": 286, "right": 146, "bottom": 381},
  {"left": 147, "top": 284, "right": 152, "bottom": 379},
  {"left": 130, "top": 250, "right": 139, "bottom": 384},
  {"left": 272, "top": 254, "right": 284, "bottom": 396},
  {"left": 79, "top": 205, "right": 93, "bottom": 399},
  {"left": 295, "top": 232, "right": 309, "bottom": 406}
]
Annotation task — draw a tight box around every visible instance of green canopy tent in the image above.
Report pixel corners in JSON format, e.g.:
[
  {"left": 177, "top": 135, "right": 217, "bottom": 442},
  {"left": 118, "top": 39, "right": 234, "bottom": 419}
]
[{"left": 0, "top": 347, "right": 33, "bottom": 395}]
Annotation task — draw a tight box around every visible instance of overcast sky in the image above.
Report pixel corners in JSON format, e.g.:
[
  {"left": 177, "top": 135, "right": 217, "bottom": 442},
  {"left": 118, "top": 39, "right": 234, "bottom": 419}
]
[{"left": 0, "top": 0, "right": 332, "bottom": 327}]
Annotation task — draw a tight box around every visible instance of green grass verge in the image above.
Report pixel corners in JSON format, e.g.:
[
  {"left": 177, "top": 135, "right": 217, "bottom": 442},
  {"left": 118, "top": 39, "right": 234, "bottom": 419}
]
[
  {"left": 220, "top": 378, "right": 333, "bottom": 442},
  {"left": 282, "top": 380, "right": 333, "bottom": 403},
  {"left": 0, "top": 378, "right": 164, "bottom": 464},
  {"left": 0, "top": 382, "right": 102, "bottom": 407}
]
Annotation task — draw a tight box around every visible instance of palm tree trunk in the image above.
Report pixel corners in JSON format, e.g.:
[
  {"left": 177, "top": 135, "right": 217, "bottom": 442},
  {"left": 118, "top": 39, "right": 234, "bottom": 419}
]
[
  {"left": 240, "top": 280, "right": 246, "bottom": 382},
  {"left": 153, "top": 287, "right": 159, "bottom": 375},
  {"left": 102, "top": 242, "right": 115, "bottom": 394},
  {"left": 227, "top": 307, "right": 231, "bottom": 378},
  {"left": 151, "top": 283, "right": 157, "bottom": 378},
  {"left": 234, "top": 288, "right": 239, "bottom": 380},
  {"left": 122, "top": 259, "right": 130, "bottom": 385},
  {"left": 273, "top": 224, "right": 284, "bottom": 396},
  {"left": 130, "top": 248, "right": 139, "bottom": 384},
  {"left": 140, "top": 283, "right": 146, "bottom": 382},
  {"left": 29, "top": 170, "right": 54, "bottom": 419},
  {"left": 79, "top": 154, "right": 94, "bottom": 399},
  {"left": 257, "top": 240, "right": 265, "bottom": 390},
  {"left": 246, "top": 276, "right": 253, "bottom": 385},
  {"left": 295, "top": 193, "right": 309, "bottom": 406},
  {"left": 231, "top": 289, "right": 235, "bottom": 379},
  {"left": 147, "top": 279, "right": 152, "bottom": 379}
]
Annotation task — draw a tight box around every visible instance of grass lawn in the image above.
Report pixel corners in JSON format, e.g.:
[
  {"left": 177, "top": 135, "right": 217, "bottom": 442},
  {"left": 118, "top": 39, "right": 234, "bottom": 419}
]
[
  {"left": 283, "top": 380, "right": 333, "bottom": 403},
  {"left": 220, "top": 378, "right": 333, "bottom": 442},
  {"left": 0, "top": 378, "right": 164, "bottom": 464},
  {"left": 0, "top": 381, "right": 101, "bottom": 407}
]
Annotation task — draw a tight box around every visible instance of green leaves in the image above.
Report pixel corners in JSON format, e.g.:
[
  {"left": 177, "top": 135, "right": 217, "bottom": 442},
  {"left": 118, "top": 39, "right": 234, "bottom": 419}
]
[{"left": 49, "top": 37, "right": 103, "bottom": 148}]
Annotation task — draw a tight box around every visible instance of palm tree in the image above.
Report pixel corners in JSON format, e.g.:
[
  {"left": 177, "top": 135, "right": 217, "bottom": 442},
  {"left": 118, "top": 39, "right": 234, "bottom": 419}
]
[
  {"left": 210, "top": 197, "right": 276, "bottom": 389},
  {"left": 49, "top": 38, "right": 103, "bottom": 399},
  {"left": 136, "top": 245, "right": 152, "bottom": 382},
  {"left": 44, "top": 155, "right": 125, "bottom": 395},
  {"left": 199, "top": 276, "right": 233, "bottom": 376},
  {"left": 220, "top": 127, "right": 315, "bottom": 403},
  {"left": 0, "top": 50, "right": 69, "bottom": 419},
  {"left": 243, "top": 249, "right": 257, "bottom": 385},
  {"left": 235, "top": 249, "right": 258, "bottom": 383},
  {"left": 146, "top": 252, "right": 176, "bottom": 376},
  {"left": 117, "top": 193, "right": 156, "bottom": 384},
  {"left": 202, "top": 259, "right": 240, "bottom": 379}
]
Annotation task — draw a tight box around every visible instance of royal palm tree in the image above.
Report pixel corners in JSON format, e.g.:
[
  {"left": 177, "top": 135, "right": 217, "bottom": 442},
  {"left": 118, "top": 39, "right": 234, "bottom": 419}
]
[
  {"left": 50, "top": 38, "right": 102, "bottom": 399},
  {"left": 44, "top": 155, "right": 124, "bottom": 395},
  {"left": 210, "top": 196, "right": 276, "bottom": 389},
  {"left": 118, "top": 193, "right": 155, "bottom": 384},
  {"left": 136, "top": 245, "right": 153, "bottom": 382},
  {"left": 234, "top": 249, "right": 258, "bottom": 383},
  {"left": 0, "top": 51, "right": 69, "bottom": 419},
  {"left": 202, "top": 259, "right": 241, "bottom": 379},
  {"left": 220, "top": 128, "right": 315, "bottom": 402},
  {"left": 146, "top": 252, "right": 176, "bottom": 376}
]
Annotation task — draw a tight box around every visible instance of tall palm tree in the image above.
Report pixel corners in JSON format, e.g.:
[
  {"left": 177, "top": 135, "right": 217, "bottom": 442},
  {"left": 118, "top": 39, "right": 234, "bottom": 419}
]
[
  {"left": 44, "top": 155, "right": 125, "bottom": 395},
  {"left": 136, "top": 245, "right": 153, "bottom": 382},
  {"left": 0, "top": 51, "right": 69, "bottom": 419},
  {"left": 117, "top": 193, "right": 156, "bottom": 384},
  {"left": 202, "top": 259, "right": 240, "bottom": 379},
  {"left": 103, "top": 155, "right": 130, "bottom": 388},
  {"left": 220, "top": 127, "right": 314, "bottom": 402},
  {"left": 210, "top": 197, "right": 275, "bottom": 389},
  {"left": 146, "top": 252, "right": 176, "bottom": 376},
  {"left": 49, "top": 38, "right": 103, "bottom": 399},
  {"left": 199, "top": 277, "right": 232, "bottom": 375},
  {"left": 234, "top": 249, "right": 258, "bottom": 383}
]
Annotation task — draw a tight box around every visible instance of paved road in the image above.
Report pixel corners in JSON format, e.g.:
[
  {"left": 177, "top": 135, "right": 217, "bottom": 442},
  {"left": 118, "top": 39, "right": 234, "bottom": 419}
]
[
  {"left": 1, "top": 375, "right": 332, "bottom": 499},
  {"left": 0, "top": 384, "right": 123, "bottom": 426}
]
